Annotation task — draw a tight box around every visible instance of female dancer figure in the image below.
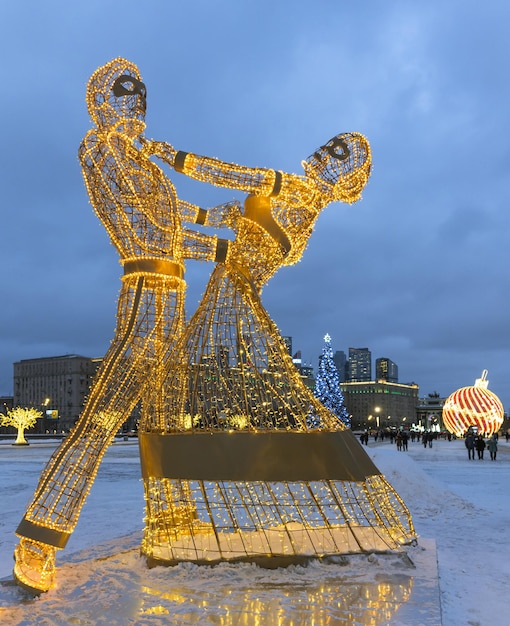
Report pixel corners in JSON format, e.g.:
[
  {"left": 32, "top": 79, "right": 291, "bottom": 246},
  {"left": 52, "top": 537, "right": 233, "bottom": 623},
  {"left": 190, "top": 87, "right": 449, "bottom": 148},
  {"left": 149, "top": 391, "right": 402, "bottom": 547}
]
[{"left": 137, "top": 135, "right": 416, "bottom": 567}]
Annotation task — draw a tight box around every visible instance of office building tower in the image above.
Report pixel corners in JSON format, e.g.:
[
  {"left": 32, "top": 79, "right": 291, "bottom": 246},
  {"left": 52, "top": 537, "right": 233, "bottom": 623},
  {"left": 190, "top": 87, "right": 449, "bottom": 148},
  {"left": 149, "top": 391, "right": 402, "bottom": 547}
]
[
  {"left": 282, "top": 336, "right": 292, "bottom": 357},
  {"left": 376, "top": 357, "right": 398, "bottom": 383},
  {"left": 332, "top": 350, "right": 347, "bottom": 382},
  {"left": 347, "top": 347, "right": 371, "bottom": 382}
]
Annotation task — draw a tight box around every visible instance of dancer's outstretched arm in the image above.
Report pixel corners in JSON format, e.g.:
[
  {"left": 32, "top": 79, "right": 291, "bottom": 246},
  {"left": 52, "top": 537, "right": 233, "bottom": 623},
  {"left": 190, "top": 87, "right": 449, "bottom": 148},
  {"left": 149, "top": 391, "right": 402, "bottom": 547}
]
[
  {"left": 179, "top": 199, "right": 241, "bottom": 263},
  {"left": 179, "top": 198, "right": 242, "bottom": 230},
  {"left": 144, "top": 140, "right": 286, "bottom": 198}
]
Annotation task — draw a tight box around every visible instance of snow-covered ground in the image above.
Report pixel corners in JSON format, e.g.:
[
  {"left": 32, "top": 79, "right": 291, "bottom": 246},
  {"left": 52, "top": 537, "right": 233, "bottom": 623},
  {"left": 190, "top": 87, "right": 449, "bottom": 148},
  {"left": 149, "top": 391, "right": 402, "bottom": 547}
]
[{"left": 0, "top": 435, "right": 508, "bottom": 625}]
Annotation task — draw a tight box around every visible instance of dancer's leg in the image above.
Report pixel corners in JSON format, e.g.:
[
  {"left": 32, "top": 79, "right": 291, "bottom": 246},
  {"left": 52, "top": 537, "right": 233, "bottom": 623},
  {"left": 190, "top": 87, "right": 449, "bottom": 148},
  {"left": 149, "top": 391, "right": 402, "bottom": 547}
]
[{"left": 14, "top": 278, "right": 183, "bottom": 592}]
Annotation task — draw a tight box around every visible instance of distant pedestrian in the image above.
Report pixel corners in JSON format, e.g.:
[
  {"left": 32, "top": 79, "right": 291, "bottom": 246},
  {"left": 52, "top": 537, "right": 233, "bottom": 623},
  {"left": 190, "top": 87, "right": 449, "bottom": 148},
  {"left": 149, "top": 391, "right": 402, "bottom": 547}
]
[
  {"left": 396, "top": 431, "right": 403, "bottom": 451},
  {"left": 476, "top": 434, "right": 486, "bottom": 460},
  {"left": 402, "top": 431, "right": 409, "bottom": 451},
  {"left": 465, "top": 432, "right": 476, "bottom": 460},
  {"left": 427, "top": 431, "right": 434, "bottom": 448},
  {"left": 488, "top": 434, "right": 498, "bottom": 461},
  {"left": 475, "top": 434, "right": 485, "bottom": 461},
  {"left": 422, "top": 432, "right": 428, "bottom": 448}
]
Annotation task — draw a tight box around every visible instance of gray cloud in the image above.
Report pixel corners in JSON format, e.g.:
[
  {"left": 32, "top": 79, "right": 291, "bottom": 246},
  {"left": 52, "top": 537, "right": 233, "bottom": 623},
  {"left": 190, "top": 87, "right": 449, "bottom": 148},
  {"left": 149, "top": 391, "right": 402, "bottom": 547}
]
[{"left": 0, "top": 0, "right": 508, "bottom": 410}]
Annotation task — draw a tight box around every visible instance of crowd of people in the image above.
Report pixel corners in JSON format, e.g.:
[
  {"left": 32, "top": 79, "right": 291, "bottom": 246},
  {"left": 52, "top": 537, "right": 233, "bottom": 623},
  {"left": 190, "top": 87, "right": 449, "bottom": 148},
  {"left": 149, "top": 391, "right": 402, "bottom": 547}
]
[
  {"left": 359, "top": 427, "right": 503, "bottom": 460},
  {"left": 464, "top": 431, "right": 499, "bottom": 460}
]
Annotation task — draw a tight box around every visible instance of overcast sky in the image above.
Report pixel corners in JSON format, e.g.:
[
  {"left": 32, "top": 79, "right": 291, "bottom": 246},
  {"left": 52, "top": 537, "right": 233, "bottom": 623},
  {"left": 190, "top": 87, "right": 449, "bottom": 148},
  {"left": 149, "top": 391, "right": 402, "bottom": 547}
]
[{"left": 1, "top": 1, "right": 509, "bottom": 409}]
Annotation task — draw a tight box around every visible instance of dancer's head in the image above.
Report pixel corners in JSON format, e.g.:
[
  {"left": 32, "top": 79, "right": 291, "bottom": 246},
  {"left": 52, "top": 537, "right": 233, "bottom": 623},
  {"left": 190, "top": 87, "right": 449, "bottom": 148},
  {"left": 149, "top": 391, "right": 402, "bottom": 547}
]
[
  {"left": 302, "top": 132, "right": 372, "bottom": 203},
  {"left": 86, "top": 57, "right": 147, "bottom": 136}
]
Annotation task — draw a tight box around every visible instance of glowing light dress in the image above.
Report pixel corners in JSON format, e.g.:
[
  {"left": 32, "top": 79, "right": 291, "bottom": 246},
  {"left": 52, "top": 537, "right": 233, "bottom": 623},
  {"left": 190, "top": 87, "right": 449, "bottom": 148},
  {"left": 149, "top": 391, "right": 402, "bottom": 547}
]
[{"left": 138, "top": 134, "right": 416, "bottom": 566}]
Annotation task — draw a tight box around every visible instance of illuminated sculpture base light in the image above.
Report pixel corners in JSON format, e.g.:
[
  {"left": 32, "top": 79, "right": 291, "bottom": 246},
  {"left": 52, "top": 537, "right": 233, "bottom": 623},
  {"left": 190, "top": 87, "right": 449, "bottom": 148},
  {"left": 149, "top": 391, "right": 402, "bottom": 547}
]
[
  {"left": 139, "top": 572, "right": 413, "bottom": 624},
  {"left": 442, "top": 370, "right": 504, "bottom": 437}
]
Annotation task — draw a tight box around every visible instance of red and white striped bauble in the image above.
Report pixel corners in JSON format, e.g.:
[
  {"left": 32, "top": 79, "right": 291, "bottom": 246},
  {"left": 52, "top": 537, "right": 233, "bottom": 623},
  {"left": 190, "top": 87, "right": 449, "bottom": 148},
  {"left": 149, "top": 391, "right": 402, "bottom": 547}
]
[{"left": 442, "top": 370, "right": 504, "bottom": 436}]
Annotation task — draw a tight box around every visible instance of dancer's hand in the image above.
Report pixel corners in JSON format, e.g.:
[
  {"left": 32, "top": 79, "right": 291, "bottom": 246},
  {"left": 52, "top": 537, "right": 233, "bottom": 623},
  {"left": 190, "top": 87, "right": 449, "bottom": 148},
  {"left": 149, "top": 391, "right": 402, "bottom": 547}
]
[
  {"left": 141, "top": 139, "right": 177, "bottom": 166},
  {"left": 206, "top": 200, "right": 242, "bottom": 229}
]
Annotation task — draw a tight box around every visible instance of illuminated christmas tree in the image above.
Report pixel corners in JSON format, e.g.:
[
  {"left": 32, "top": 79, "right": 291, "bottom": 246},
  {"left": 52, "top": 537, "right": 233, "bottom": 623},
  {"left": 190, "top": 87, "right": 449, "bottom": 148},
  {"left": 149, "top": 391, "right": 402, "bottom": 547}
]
[{"left": 313, "top": 334, "right": 350, "bottom": 427}]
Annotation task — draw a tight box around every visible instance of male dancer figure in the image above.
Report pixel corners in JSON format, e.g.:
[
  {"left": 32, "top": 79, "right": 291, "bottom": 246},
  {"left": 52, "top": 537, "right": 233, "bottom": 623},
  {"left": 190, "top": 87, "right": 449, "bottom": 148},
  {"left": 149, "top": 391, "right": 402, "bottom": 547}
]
[{"left": 14, "top": 58, "right": 235, "bottom": 593}]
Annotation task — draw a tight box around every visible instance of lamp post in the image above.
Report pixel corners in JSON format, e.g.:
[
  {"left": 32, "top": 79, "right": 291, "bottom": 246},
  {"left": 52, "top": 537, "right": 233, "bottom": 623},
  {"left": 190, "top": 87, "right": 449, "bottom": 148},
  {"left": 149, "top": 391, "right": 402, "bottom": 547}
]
[
  {"left": 374, "top": 406, "right": 380, "bottom": 428},
  {"left": 42, "top": 397, "right": 50, "bottom": 434}
]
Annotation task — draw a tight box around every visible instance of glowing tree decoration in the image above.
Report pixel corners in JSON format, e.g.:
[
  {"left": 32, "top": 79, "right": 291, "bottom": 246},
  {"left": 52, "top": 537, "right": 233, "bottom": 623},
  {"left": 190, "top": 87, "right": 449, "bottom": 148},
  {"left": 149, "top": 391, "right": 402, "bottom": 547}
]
[
  {"left": 442, "top": 370, "right": 504, "bottom": 437},
  {"left": 138, "top": 131, "right": 416, "bottom": 567},
  {"left": 0, "top": 407, "right": 42, "bottom": 446},
  {"left": 311, "top": 333, "right": 350, "bottom": 428}
]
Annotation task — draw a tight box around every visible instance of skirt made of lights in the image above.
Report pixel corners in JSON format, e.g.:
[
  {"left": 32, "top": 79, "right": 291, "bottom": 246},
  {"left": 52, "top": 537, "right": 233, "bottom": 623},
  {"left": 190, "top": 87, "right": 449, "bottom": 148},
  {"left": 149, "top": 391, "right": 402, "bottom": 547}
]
[{"left": 139, "top": 262, "right": 416, "bottom": 564}]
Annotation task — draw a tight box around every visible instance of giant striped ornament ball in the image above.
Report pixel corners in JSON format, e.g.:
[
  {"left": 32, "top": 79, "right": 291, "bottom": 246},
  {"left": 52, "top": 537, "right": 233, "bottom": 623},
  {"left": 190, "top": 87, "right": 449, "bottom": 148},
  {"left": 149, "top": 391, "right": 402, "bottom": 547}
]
[{"left": 442, "top": 371, "right": 504, "bottom": 437}]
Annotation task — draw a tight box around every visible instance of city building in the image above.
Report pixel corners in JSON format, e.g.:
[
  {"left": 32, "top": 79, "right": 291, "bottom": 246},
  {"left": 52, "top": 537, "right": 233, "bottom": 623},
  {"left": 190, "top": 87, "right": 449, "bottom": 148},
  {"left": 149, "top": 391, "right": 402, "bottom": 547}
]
[
  {"left": 282, "top": 336, "right": 293, "bottom": 357},
  {"left": 13, "top": 355, "right": 102, "bottom": 432},
  {"left": 0, "top": 395, "right": 13, "bottom": 412},
  {"left": 292, "top": 350, "right": 315, "bottom": 390},
  {"left": 332, "top": 350, "right": 347, "bottom": 382},
  {"left": 375, "top": 357, "right": 398, "bottom": 383},
  {"left": 341, "top": 380, "right": 420, "bottom": 431},
  {"left": 283, "top": 336, "right": 315, "bottom": 389},
  {"left": 13, "top": 354, "right": 143, "bottom": 434},
  {"left": 297, "top": 363, "right": 315, "bottom": 390},
  {"left": 416, "top": 392, "right": 446, "bottom": 431},
  {"left": 347, "top": 347, "right": 372, "bottom": 382},
  {"left": 0, "top": 395, "right": 14, "bottom": 436}
]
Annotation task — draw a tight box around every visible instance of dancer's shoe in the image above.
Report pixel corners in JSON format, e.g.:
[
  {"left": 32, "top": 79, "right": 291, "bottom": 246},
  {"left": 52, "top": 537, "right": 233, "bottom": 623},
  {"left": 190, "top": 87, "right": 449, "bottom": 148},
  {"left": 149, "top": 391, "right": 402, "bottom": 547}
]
[{"left": 13, "top": 538, "right": 56, "bottom": 594}]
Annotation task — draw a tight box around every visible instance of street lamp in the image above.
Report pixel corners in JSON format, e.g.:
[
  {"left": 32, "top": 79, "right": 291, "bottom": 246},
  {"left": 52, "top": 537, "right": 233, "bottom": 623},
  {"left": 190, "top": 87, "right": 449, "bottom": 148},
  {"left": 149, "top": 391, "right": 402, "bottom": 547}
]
[
  {"left": 42, "top": 398, "right": 50, "bottom": 434},
  {"left": 374, "top": 406, "right": 380, "bottom": 428}
]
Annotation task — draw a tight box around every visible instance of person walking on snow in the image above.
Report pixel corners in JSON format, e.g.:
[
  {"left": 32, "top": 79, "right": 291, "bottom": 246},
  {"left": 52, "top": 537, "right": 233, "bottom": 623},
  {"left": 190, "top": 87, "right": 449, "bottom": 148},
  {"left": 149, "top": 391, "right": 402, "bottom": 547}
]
[
  {"left": 465, "top": 432, "right": 476, "bottom": 460},
  {"left": 487, "top": 434, "right": 498, "bottom": 460}
]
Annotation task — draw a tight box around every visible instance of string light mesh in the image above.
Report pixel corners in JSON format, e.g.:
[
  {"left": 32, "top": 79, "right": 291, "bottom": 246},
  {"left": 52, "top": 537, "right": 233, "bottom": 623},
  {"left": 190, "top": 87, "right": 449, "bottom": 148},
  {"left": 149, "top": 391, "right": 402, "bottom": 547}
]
[
  {"left": 13, "top": 58, "right": 415, "bottom": 591},
  {"left": 139, "top": 133, "right": 415, "bottom": 566},
  {"left": 13, "top": 58, "right": 223, "bottom": 592}
]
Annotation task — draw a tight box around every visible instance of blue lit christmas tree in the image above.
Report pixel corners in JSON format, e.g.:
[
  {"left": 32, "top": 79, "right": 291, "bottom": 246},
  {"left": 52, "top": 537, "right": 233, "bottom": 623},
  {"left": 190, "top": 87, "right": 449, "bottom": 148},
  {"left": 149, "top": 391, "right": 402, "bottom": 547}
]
[{"left": 312, "top": 333, "right": 350, "bottom": 427}]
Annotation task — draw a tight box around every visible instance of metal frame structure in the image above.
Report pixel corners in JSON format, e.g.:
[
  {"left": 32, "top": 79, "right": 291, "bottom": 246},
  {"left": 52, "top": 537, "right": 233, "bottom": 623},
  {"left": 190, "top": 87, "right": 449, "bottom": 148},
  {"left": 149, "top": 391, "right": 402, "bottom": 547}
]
[
  {"left": 139, "top": 133, "right": 415, "bottom": 566},
  {"left": 13, "top": 58, "right": 231, "bottom": 593},
  {"left": 13, "top": 58, "right": 415, "bottom": 593}
]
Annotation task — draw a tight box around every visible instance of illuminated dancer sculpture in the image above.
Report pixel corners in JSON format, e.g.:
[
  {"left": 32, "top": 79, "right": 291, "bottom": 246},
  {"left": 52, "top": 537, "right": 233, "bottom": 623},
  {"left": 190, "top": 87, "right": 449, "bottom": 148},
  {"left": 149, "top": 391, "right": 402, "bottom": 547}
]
[
  {"left": 138, "top": 134, "right": 416, "bottom": 566},
  {"left": 13, "top": 58, "right": 235, "bottom": 593}
]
